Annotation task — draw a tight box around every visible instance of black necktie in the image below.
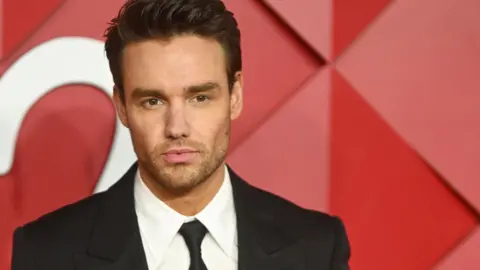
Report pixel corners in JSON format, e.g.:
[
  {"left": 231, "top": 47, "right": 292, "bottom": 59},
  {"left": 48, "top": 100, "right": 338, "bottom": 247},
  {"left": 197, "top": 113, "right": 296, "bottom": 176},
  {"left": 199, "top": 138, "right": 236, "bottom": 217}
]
[{"left": 179, "top": 220, "right": 208, "bottom": 270}]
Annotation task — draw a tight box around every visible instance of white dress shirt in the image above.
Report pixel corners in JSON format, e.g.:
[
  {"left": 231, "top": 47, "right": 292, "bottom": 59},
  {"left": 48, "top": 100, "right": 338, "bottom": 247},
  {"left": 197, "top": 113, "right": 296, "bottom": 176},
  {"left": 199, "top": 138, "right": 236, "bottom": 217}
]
[{"left": 134, "top": 166, "right": 238, "bottom": 270}]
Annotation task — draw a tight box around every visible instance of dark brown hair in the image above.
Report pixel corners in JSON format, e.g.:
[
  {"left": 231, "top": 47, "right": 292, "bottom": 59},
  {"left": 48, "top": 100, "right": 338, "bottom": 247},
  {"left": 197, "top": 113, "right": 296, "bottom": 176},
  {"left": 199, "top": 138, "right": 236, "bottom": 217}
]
[{"left": 104, "top": 0, "right": 242, "bottom": 101}]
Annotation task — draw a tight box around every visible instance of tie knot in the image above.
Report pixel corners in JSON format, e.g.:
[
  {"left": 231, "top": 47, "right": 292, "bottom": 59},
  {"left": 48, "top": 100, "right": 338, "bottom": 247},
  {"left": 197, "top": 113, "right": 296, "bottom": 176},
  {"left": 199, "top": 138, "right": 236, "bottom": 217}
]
[{"left": 179, "top": 220, "right": 208, "bottom": 248}]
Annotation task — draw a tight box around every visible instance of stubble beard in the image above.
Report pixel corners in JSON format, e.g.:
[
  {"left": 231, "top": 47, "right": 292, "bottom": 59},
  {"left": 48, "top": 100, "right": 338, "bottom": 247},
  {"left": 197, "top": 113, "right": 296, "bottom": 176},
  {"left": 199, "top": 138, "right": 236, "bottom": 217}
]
[
  {"left": 150, "top": 147, "right": 227, "bottom": 195},
  {"left": 142, "top": 128, "right": 230, "bottom": 196}
]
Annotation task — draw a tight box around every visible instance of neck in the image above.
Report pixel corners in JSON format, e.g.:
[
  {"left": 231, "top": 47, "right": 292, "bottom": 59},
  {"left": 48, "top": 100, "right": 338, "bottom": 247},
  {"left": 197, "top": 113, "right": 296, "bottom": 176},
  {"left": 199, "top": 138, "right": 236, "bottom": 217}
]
[{"left": 139, "top": 164, "right": 225, "bottom": 216}]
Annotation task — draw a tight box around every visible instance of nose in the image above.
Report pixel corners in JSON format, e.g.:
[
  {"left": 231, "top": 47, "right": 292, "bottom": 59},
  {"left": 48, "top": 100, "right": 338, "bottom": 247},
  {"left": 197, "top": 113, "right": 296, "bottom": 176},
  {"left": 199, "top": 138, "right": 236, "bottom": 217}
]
[{"left": 164, "top": 101, "right": 190, "bottom": 139}]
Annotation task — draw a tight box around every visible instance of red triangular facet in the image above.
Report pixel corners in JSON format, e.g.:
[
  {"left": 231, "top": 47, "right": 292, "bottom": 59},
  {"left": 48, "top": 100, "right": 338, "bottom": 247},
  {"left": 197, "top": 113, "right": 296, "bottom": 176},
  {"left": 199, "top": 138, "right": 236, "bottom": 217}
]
[
  {"left": 333, "top": 0, "right": 391, "bottom": 58},
  {"left": 1, "top": 0, "right": 65, "bottom": 61},
  {"left": 330, "top": 70, "right": 477, "bottom": 269},
  {"left": 262, "top": 0, "right": 331, "bottom": 60}
]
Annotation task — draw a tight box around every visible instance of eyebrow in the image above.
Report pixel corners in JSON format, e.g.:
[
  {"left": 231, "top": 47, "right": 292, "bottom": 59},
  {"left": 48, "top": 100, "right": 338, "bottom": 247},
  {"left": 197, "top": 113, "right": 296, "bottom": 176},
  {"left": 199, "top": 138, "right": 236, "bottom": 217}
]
[
  {"left": 186, "top": 82, "right": 220, "bottom": 94},
  {"left": 131, "top": 88, "right": 165, "bottom": 100},
  {"left": 131, "top": 81, "right": 221, "bottom": 99}
]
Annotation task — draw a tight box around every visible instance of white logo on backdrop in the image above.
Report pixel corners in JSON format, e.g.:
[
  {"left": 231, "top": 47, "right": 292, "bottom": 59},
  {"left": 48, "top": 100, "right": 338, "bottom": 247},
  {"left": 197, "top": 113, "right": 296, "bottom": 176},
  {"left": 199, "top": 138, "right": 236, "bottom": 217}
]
[{"left": 0, "top": 36, "right": 136, "bottom": 193}]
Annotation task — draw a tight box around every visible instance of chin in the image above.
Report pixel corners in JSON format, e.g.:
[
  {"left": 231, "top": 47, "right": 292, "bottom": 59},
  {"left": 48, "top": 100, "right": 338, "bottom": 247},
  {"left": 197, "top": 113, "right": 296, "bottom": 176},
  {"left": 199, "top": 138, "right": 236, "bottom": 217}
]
[
  {"left": 158, "top": 165, "right": 203, "bottom": 186},
  {"left": 159, "top": 175, "right": 206, "bottom": 195}
]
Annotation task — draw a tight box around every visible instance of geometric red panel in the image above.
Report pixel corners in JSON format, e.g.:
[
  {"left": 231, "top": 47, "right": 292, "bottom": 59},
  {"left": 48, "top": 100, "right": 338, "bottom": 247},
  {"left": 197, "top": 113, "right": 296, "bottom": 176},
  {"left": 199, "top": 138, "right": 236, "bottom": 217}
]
[
  {"left": 333, "top": 0, "right": 391, "bottom": 58},
  {"left": 224, "top": 0, "right": 320, "bottom": 150},
  {"left": 11, "top": 85, "right": 114, "bottom": 224},
  {"left": 261, "top": 0, "right": 331, "bottom": 59},
  {"left": 330, "top": 71, "right": 478, "bottom": 270},
  {"left": 0, "top": 85, "right": 115, "bottom": 270},
  {"left": 433, "top": 227, "right": 480, "bottom": 270},
  {"left": 0, "top": 1, "right": 133, "bottom": 269},
  {"left": 335, "top": 0, "right": 480, "bottom": 212},
  {"left": 1, "top": 0, "right": 65, "bottom": 61},
  {"left": 228, "top": 68, "right": 331, "bottom": 212}
]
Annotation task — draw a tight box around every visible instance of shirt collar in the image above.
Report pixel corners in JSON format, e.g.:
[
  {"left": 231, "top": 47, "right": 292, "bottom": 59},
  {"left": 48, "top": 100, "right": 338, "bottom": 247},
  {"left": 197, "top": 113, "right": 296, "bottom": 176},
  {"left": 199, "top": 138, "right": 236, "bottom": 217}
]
[
  {"left": 134, "top": 165, "right": 237, "bottom": 264},
  {"left": 196, "top": 166, "right": 237, "bottom": 259}
]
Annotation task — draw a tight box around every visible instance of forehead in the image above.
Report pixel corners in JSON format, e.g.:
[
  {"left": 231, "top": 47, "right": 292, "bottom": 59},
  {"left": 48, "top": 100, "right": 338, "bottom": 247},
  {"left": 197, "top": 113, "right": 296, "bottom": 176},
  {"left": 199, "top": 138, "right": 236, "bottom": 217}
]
[{"left": 121, "top": 35, "right": 228, "bottom": 92}]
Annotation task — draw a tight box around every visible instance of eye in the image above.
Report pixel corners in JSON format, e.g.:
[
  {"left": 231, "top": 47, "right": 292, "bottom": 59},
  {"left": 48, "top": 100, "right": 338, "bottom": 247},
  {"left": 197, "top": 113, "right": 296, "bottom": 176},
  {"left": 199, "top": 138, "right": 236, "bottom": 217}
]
[
  {"left": 193, "top": 95, "right": 209, "bottom": 103},
  {"left": 142, "top": 98, "right": 162, "bottom": 108}
]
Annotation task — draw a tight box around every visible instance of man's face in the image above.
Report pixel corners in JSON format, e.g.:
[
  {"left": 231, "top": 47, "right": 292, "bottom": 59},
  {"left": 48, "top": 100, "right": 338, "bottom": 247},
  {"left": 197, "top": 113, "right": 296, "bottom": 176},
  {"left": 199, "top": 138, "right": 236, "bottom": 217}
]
[{"left": 113, "top": 35, "right": 243, "bottom": 192}]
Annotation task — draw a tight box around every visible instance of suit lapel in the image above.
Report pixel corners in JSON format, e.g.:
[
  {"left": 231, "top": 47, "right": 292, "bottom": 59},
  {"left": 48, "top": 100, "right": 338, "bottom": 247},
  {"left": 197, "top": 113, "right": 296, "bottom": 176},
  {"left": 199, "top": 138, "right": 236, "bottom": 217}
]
[
  {"left": 74, "top": 163, "right": 308, "bottom": 270},
  {"left": 74, "top": 163, "right": 148, "bottom": 270},
  {"left": 229, "top": 167, "right": 308, "bottom": 270}
]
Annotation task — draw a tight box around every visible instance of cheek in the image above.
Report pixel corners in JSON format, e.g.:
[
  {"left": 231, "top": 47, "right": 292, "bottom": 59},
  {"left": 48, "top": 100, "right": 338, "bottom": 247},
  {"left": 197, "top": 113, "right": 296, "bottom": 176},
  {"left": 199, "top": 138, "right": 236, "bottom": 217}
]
[
  {"left": 128, "top": 110, "right": 165, "bottom": 149},
  {"left": 193, "top": 110, "right": 229, "bottom": 147}
]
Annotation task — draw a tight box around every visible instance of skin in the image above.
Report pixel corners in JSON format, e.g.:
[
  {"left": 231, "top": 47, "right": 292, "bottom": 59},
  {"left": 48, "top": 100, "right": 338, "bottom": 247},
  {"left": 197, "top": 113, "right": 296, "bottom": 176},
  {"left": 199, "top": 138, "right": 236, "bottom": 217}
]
[{"left": 113, "top": 35, "right": 243, "bottom": 216}]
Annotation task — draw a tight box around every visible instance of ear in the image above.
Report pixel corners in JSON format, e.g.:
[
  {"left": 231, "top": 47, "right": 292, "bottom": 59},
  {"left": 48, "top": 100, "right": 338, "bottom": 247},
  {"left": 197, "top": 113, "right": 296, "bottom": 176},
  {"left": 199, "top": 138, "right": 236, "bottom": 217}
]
[
  {"left": 112, "top": 86, "right": 129, "bottom": 128},
  {"left": 230, "top": 71, "right": 243, "bottom": 120}
]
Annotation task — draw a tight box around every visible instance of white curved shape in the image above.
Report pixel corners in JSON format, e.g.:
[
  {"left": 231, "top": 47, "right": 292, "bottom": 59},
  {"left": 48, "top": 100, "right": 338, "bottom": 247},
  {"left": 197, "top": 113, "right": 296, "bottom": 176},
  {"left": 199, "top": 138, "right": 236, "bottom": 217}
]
[{"left": 0, "top": 36, "right": 136, "bottom": 193}]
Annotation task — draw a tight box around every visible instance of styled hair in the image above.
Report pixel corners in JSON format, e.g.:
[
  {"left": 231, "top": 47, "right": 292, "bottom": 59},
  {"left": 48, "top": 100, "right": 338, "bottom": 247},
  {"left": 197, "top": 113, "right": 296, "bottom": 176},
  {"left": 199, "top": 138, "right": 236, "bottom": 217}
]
[{"left": 104, "top": 0, "right": 242, "bottom": 101}]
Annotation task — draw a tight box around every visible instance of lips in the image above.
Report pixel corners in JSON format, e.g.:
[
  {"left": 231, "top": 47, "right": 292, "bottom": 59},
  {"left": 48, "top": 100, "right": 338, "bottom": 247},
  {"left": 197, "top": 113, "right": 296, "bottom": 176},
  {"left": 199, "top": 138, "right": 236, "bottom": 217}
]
[
  {"left": 165, "top": 148, "right": 195, "bottom": 154},
  {"left": 162, "top": 148, "right": 198, "bottom": 164}
]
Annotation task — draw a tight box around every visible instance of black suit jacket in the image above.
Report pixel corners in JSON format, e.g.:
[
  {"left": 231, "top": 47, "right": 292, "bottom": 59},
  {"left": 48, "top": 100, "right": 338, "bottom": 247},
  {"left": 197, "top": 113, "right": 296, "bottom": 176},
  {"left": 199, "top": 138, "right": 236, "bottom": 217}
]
[{"left": 11, "top": 163, "right": 350, "bottom": 270}]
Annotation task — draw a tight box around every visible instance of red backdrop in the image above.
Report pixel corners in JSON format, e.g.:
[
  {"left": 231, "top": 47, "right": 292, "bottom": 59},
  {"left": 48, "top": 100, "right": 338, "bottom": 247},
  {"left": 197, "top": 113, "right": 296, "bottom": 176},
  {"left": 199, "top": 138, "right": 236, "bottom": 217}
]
[{"left": 1, "top": 0, "right": 479, "bottom": 269}]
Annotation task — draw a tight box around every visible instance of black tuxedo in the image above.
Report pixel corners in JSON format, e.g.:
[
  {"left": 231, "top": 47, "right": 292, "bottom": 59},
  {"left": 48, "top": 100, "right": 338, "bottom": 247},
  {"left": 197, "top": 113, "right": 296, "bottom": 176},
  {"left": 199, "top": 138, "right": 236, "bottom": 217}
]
[{"left": 11, "top": 163, "right": 350, "bottom": 270}]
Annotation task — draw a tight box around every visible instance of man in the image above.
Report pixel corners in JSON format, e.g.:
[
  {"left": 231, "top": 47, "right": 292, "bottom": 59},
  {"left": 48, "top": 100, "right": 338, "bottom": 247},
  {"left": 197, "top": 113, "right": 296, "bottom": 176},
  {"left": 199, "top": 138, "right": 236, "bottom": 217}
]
[{"left": 11, "top": 0, "right": 350, "bottom": 269}]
